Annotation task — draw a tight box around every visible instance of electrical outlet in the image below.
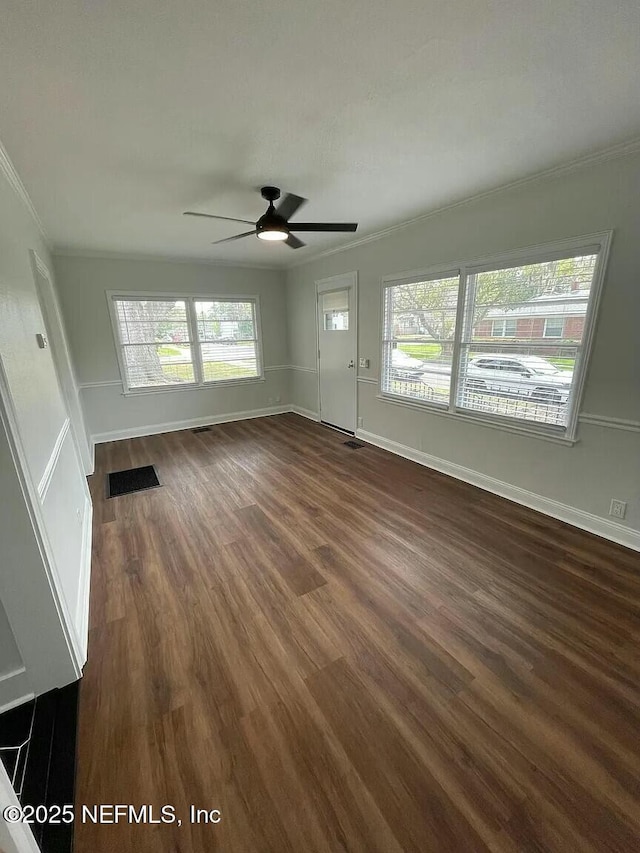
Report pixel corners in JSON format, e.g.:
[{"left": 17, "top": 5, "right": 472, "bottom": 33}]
[
  {"left": 357, "top": 416, "right": 363, "bottom": 428},
  {"left": 275, "top": 395, "right": 281, "bottom": 403},
  {"left": 609, "top": 499, "right": 627, "bottom": 519}
]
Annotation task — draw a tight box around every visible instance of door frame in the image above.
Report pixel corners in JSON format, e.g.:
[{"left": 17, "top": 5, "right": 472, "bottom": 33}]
[{"left": 315, "top": 271, "right": 358, "bottom": 431}]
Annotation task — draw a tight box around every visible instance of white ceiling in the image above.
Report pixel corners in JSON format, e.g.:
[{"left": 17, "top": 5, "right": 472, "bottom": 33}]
[{"left": 1, "top": 0, "right": 640, "bottom": 267}]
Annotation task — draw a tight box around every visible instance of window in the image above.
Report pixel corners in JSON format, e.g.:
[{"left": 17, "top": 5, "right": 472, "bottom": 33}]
[
  {"left": 491, "top": 318, "right": 517, "bottom": 337},
  {"left": 194, "top": 299, "right": 260, "bottom": 382},
  {"left": 381, "top": 234, "right": 610, "bottom": 438},
  {"left": 111, "top": 295, "right": 262, "bottom": 392},
  {"left": 382, "top": 273, "right": 460, "bottom": 406},
  {"left": 543, "top": 317, "right": 564, "bottom": 338},
  {"left": 322, "top": 289, "right": 349, "bottom": 331}
]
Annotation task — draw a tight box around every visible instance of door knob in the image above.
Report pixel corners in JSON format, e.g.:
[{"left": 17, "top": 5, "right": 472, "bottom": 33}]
[{"left": 347, "top": 360, "right": 355, "bottom": 368}]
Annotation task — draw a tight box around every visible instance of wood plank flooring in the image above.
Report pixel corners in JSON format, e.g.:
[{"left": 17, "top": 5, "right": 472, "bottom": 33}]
[{"left": 76, "top": 414, "right": 640, "bottom": 852}]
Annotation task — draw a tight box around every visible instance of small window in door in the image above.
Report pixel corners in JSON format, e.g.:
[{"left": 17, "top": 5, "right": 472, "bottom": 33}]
[{"left": 322, "top": 289, "right": 349, "bottom": 331}]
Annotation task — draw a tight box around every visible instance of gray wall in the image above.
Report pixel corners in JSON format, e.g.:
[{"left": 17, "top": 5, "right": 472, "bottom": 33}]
[
  {"left": 286, "top": 151, "right": 640, "bottom": 534},
  {"left": 53, "top": 255, "right": 289, "bottom": 439}
]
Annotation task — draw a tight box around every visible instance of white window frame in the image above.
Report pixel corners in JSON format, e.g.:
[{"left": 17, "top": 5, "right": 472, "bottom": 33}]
[
  {"left": 491, "top": 318, "right": 517, "bottom": 338},
  {"left": 107, "top": 291, "right": 265, "bottom": 395},
  {"left": 379, "top": 231, "right": 612, "bottom": 443},
  {"left": 543, "top": 317, "right": 564, "bottom": 338}
]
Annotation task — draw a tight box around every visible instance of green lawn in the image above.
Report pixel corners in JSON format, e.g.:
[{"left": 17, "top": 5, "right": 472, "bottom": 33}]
[
  {"left": 160, "top": 361, "right": 256, "bottom": 382},
  {"left": 396, "top": 341, "right": 442, "bottom": 360},
  {"left": 158, "top": 345, "right": 183, "bottom": 356},
  {"left": 547, "top": 357, "right": 575, "bottom": 371}
]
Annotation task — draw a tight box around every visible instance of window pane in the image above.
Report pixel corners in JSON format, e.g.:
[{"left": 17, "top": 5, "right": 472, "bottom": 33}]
[
  {"left": 194, "top": 300, "right": 256, "bottom": 341},
  {"left": 543, "top": 318, "right": 564, "bottom": 338},
  {"left": 115, "top": 300, "right": 190, "bottom": 344},
  {"left": 457, "top": 345, "right": 575, "bottom": 427},
  {"left": 459, "top": 253, "right": 599, "bottom": 429},
  {"left": 324, "top": 310, "right": 349, "bottom": 331},
  {"left": 114, "top": 299, "right": 195, "bottom": 388},
  {"left": 470, "top": 254, "right": 596, "bottom": 345},
  {"left": 200, "top": 341, "right": 259, "bottom": 382},
  {"left": 124, "top": 344, "right": 195, "bottom": 387},
  {"left": 382, "top": 275, "right": 460, "bottom": 405}
]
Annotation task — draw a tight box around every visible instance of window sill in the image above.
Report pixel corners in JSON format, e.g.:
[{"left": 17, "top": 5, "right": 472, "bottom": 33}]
[
  {"left": 122, "top": 376, "right": 265, "bottom": 396},
  {"left": 376, "top": 392, "right": 578, "bottom": 445}
]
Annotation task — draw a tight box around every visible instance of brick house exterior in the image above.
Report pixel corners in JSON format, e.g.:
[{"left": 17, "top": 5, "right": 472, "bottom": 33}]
[{"left": 474, "top": 287, "right": 588, "bottom": 354}]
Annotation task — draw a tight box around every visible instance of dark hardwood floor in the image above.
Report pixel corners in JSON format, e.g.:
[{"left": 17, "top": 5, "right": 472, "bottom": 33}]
[{"left": 77, "top": 413, "right": 640, "bottom": 852}]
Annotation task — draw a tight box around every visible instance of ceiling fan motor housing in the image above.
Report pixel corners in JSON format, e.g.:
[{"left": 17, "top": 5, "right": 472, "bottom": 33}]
[{"left": 260, "top": 186, "right": 281, "bottom": 203}]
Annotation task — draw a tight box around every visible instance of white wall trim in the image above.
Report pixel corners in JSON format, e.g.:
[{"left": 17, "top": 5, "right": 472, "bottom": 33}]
[
  {"left": 356, "top": 376, "right": 378, "bottom": 384},
  {"left": 290, "top": 364, "right": 318, "bottom": 374},
  {"left": 37, "top": 418, "right": 70, "bottom": 501},
  {"left": 356, "top": 428, "right": 640, "bottom": 552},
  {"left": 52, "top": 247, "right": 280, "bottom": 271},
  {"left": 80, "top": 366, "right": 305, "bottom": 389},
  {"left": 286, "top": 135, "right": 640, "bottom": 269},
  {"left": 92, "top": 404, "right": 290, "bottom": 444},
  {"left": 78, "top": 379, "right": 122, "bottom": 389},
  {"left": 0, "top": 138, "right": 48, "bottom": 242},
  {"left": 289, "top": 406, "right": 320, "bottom": 421},
  {"left": 30, "top": 250, "right": 92, "bottom": 474},
  {"left": 75, "top": 496, "right": 93, "bottom": 664},
  {"left": 0, "top": 667, "right": 32, "bottom": 716},
  {"left": 0, "top": 357, "right": 83, "bottom": 686},
  {"left": 0, "top": 665, "right": 26, "bottom": 684},
  {"left": 579, "top": 413, "right": 640, "bottom": 433}
]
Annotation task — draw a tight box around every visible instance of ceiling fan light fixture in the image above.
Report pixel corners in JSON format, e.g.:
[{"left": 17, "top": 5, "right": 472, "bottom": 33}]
[
  {"left": 257, "top": 228, "right": 288, "bottom": 241},
  {"left": 256, "top": 206, "right": 289, "bottom": 242}
]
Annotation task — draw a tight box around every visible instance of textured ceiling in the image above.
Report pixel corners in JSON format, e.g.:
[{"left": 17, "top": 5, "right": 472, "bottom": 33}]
[{"left": 1, "top": 0, "right": 640, "bottom": 267}]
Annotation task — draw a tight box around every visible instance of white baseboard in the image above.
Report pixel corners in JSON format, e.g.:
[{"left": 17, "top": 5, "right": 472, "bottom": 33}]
[
  {"left": 356, "top": 429, "right": 640, "bottom": 552},
  {"left": 289, "top": 406, "right": 320, "bottom": 421},
  {"left": 92, "top": 405, "right": 290, "bottom": 444}
]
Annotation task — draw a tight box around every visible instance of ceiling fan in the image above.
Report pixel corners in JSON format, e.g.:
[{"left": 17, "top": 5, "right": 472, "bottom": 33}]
[{"left": 184, "top": 186, "right": 358, "bottom": 249}]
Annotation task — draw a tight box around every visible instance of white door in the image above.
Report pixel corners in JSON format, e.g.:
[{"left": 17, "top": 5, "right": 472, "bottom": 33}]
[{"left": 317, "top": 273, "right": 357, "bottom": 432}]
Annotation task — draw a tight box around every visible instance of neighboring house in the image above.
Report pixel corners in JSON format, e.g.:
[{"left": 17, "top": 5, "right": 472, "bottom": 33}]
[{"left": 474, "top": 286, "right": 588, "bottom": 349}]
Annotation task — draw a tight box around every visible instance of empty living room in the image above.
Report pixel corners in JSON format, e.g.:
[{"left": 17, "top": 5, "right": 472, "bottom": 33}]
[{"left": 1, "top": 2, "right": 640, "bottom": 851}]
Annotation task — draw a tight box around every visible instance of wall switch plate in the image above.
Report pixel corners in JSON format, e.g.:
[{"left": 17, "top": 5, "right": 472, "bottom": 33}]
[
  {"left": 609, "top": 499, "right": 627, "bottom": 519},
  {"left": 358, "top": 357, "right": 370, "bottom": 369}
]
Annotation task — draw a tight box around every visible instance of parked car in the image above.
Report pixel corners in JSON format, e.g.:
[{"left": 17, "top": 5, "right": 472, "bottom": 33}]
[
  {"left": 390, "top": 349, "right": 426, "bottom": 381},
  {"left": 463, "top": 354, "right": 572, "bottom": 403}
]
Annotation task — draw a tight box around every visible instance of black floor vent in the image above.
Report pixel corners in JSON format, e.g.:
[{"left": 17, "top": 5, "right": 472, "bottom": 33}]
[
  {"left": 344, "top": 440, "right": 365, "bottom": 449},
  {"left": 192, "top": 425, "right": 212, "bottom": 433},
  {"left": 107, "top": 465, "right": 161, "bottom": 498}
]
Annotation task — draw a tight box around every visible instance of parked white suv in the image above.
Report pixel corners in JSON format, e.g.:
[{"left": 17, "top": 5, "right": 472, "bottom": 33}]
[
  {"left": 464, "top": 354, "right": 572, "bottom": 404},
  {"left": 390, "top": 349, "right": 426, "bottom": 381}
]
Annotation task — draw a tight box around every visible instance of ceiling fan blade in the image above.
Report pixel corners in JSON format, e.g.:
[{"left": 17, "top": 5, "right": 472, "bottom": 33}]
[
  {"left": 184, "top": 211, "right": 255, "bottom": 225},
  {"left": 277, "top": 193, "right": 307, "bottom": 221},
  {"left": 285, "top": 234, "right": 306, "bottom": 249},
  {"left": 211, "top": 230, "right": 256, "bottom": 245},
  {"left": 288, "top": 222, "right": 358, "bottom": 232}
]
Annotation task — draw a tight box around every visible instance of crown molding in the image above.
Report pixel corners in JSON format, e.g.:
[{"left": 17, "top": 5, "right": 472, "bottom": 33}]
[
  {"left": 52, "top": 246, "right": 284, "bottom": 272},
  {"left": 286, "top": 135, "right": 640, "bottom": 270},
  {"left": 0, "top": 137, "right": 49, "bottom": 242}
]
